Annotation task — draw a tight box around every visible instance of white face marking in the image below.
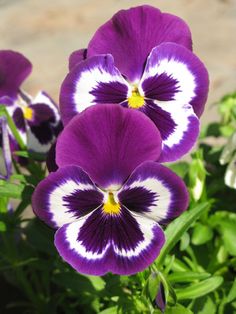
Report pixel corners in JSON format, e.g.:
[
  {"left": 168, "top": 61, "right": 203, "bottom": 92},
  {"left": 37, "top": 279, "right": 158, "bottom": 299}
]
[
  {"left": 49, "top": 181, "right": 97, "bottom": 227},
  {"left": 139, "top": 58, "right": 196, "bottom": 105},
  {"left": 152, "top": 100, "right": 197, "bottom": 148},
  {"left": 120, "top": 178, "right": 171, "bottom": 222},
  {"left": 74, "top": 66, "right": 131, "bottom": 113}
]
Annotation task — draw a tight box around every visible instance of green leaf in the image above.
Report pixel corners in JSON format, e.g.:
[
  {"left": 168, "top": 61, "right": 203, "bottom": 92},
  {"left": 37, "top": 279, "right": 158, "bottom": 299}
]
[
  {"left": 143, "top": 272, "right": 160, "bottom": 301},
  {"left": 156, "top": 202, "right": 210, "bottom": 267},
  {"left": 165, "top": 304, "right": 193, "bottom": 314},
  {"left": 227, "top": 278, "right": 236, "bottom": 303},
  {"left": 99, "top": 306, "right": 118, "bottom": 314},
  {"left": 180, "top": 232, "right": 190, "bottom": 251},
  {"left": 53, "top": 272, "right": 103, "bottom": 295},
  {"left": 175, "top": 276, "right": 223, "bottom": 300},
  {"left": 0, "top": 182, "right": 25, "bottom": 198},
  {"left": 168, "top": 272, "right": 211, "bottom": 283},
  {"left": 85, "top": 275, "right": 105, "bottom": 291},
  {"left": 0, "top": 221, "right": 6, "bottom": 232},
  {"left": 192, "top": 223, "right": 213, "bottom": 245},
  {"left": 198, "top": 297, "right": 216, "bottom": 314},
  {"left": 166, "top": 162, "right": 189, "bottom": 178},
  {"left": 209, "top": 211, "right": 236, "bottom": 256}
]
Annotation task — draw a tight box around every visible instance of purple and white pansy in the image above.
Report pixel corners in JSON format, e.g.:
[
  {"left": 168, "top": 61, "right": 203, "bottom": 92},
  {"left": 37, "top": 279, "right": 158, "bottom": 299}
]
[
  {"left": 60, "top": 6, "right": 209, "bottom": 162},
  {"left": 0, "top": 50, "right": 61, "bottom": 155},
  {"left": 33, "top": 104, "right": 189, "bottom": 275}
]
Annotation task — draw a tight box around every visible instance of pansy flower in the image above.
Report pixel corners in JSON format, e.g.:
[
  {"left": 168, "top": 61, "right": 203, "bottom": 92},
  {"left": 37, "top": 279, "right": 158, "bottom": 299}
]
[
  {"left": 60, "top": 5, "right": 209, "bottom": 162},
  {"left": 0, "top": 50, "right": 61, "bottom": 154},
  {"left": 0, "top": 116, "right": 12, "bottom": 180},
  {"left": 33, "top": 104, "right": 188, "bottom": 275}
]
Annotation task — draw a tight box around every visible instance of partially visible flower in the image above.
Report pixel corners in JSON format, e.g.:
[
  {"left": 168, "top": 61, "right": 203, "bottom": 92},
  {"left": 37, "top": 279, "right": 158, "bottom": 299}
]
[
  {"left": 220, "top": 132, "right": 236, "bottom": 188},
  {"left": 32, "top": 104, "right": 189, "bottom": 275},
  {"left": 68, "top": 5, "right": 193, "bottom": 73},
  {"left": 60, "top": 6, "right": 209, "bottom": 162},
  {"left": 0, "top": 116, "right": 12, "bottom": 179},
  {"left": 155, "top": 282, "right": 166, "bottom": 313},
  {"left": 0, "top": 50, "right": 61, "bottom": 154}
]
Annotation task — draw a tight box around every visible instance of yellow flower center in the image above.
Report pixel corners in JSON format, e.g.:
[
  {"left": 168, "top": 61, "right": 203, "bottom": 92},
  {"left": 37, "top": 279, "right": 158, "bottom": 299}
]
[
  {"left": 22, "top": 107, "right": 33, "bottom": 121},
  {"left": 128, "top": 87, "right": 145, "bottom": 109},
  {"left": 103, "top": 192, "right": 120, "bottom": 215}
]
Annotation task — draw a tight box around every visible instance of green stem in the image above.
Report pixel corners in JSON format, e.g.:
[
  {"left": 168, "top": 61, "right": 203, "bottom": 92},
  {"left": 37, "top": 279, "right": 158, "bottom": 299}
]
[{"left": 0, "top": 105, "right": 26, "bottom": 150}]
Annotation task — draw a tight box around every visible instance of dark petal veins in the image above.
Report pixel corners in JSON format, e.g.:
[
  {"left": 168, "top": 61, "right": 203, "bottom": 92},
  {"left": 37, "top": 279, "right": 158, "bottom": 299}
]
[
  {"left": 29, "top": 103, "right": 55, "bottom": 126},
  {"left": 142, "top": 72, "right": 180, "bottom": 101},
  {"left": 90, "top": 81, "right": 128, "bottom": 104},
  {"left": 142, "top": 100, "right": 177, "bottom": 141},
  {"left": 119, "top": 186, "right": 158, "bottom": 214},
  {"left": 63, "top": 189, "right": 103, "bottom": 217}
]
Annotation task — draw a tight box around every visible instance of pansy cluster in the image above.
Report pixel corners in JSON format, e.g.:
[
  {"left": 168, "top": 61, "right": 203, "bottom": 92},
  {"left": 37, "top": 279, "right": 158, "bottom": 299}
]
[
  {"left": 2, "top": 5, "right": 209, "bottom": 276},
  {"left": 0, "top": 50, "right": 62, "bottom": 178}
]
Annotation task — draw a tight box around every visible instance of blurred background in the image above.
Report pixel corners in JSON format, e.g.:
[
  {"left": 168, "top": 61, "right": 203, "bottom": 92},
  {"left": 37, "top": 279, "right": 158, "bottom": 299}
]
[{"left": 0, "top": 0, "right": 236, "bottom": 125}]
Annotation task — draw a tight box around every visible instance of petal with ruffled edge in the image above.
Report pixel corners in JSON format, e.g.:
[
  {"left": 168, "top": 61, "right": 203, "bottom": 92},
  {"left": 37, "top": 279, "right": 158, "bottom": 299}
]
[
  {"left": 69, "top": 49, "right": 87, "bottom": 71},
  {"left": 56, "top": 104, "right": 162, "bottom": 189},
  {"left": 55, "top": 205, "right": 165, "bottom": 275},
  {"left": 87, "top": 5, "right": 192, "bottom": 83},
  {"left": 26, "top": 91, "right": 62, "bottom": 153},
  {"left": 140, "top": 43, "right": 209, "bottom": 117},
  {"left": 32, "top": 165, "right": 104, "bottom": 229},
  {"left": 118, "top": 161, "right": 189, "bottom": 224},
  {"left": 142, "top": 100, "right": 199, "bottom": 162},
  {"left": 0, "top": 50, "right": 32, "bottom": 99},
  {"left": 60, "top": 54, "right": 130, "bottom": 125}
]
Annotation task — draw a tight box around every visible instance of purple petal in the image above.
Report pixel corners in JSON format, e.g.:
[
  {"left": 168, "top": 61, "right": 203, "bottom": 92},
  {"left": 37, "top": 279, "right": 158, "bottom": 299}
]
[
  {"left": 155, "top": 283, "right": 166, "bottom": 312},
  {"left": 26, "top": 91, "right": 62, "bottom": 153},
  {"left": 60, "top": 54, "right": 129, "bottom": 126},
  {"left": 69, "top": 49, "right": 87, "bottom": 71},
  {"left": 140, "top": 43, "right": 209, "bottom": 117},
  {"left": 0, "top": 117, "right": 12, "bottom": 179},
  {"left": 118, "top": 161, "right": 189, "bottom": 224},
  {"left": 56, "top": 104, "right": 162, "bottom": 189},
  {"left": 87, "top": 5, "right": 192, "bottom": 82},
  {"left": 32, "top": 165, "right": 103, "bottom": 229},
  {"left": 27, "top": 104, "right": 55, "bottom": 126},
  {"left": 12, "top": 107, "right": 26, "bottom": 133},
  {"left": 46, "top": 142, "right": 58, "bottom": 172},
  {"left": 142, "top": 100, "right": 199, "bottom": 162},
  {"left": 0, "top": 50, "right": 32, "bottom": 99},
  {"left": 55, "top": 206, "right": 165, "bottom": 275}
]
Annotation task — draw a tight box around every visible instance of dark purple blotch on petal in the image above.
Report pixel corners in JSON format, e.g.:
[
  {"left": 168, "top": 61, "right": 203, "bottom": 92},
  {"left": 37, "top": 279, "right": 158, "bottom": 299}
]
[
  {"left": 29, "top": 122, "right": 54, "bottom": 145},
  {"left": 77, "top": 205, "right": 144, "bottom": 254},
  {"left": 63, "top": 189, "right": 103, "bottom": 217},
  {"left": 28, "top": 103, "right": 55, "bottom": 126},
  {"left": 142, "top": 73, "right": 180, "bottom": 101},
  {"left": 12, "top": 107, "right": 26, "bottom": 132},
  {"left": 119, "top": 187, "right": 158, "bottom": 214},
  {"left": 142, "top": 100, "right": 177, "bottom": 141},
  {"left": 90, "top": 81, "right": 128, "bottom": 104}
]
